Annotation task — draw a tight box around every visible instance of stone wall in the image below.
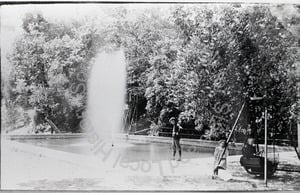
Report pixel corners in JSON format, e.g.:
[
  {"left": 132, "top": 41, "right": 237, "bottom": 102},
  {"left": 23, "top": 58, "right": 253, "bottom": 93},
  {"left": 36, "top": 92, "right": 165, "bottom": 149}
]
[
  {"left": 116, "top": 134, "right": 295, "bottom": 155},
  {"left": 2, "top": 133, "right": 88, "bottom": 140}
]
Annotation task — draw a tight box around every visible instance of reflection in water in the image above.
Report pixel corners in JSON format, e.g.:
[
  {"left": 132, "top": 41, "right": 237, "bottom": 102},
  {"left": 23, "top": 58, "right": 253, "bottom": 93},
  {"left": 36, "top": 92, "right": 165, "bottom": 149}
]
[{"left": 18, "top": 138, "right": 213, "bottom": 162}]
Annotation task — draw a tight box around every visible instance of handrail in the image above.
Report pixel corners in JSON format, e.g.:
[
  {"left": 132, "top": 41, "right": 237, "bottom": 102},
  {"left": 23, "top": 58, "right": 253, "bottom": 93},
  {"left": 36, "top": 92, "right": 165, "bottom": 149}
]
[{"left": 134, "top": 128, "right": 150, "bottom": 134}]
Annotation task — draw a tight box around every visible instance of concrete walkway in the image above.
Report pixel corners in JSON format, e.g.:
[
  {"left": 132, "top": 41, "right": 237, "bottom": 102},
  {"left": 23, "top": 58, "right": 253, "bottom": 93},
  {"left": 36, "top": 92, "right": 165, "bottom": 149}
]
[{"left": 1, "top": 140, "right": 300, "bottom": 191}]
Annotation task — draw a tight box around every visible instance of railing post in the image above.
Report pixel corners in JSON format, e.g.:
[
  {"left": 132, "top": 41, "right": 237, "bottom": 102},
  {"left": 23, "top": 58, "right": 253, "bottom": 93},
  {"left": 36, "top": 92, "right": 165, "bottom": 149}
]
[
  {"left": 264, "top": 108, "right": 268, "bottom": 187},
  {"left": 297, "top": 120, "right": 300, "bottom": 154}
]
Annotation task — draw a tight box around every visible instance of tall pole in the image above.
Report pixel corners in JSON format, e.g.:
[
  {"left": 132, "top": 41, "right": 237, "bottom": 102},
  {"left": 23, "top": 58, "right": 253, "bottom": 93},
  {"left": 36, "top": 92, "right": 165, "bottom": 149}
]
[
  {"left": 297, "top": 49, "right": 300, "bottom": 157},
  {"left": 217, "top": 102, "right": 245, "bottom": 166},
  {"left": 298, "top": 67, "right": 300, "bottom": 155},
  {"left": 264, "top": 107, "right": 268, "bottom": 187},
  {"left": 298, "top": 121, "right": 300, "bottom": 155}
]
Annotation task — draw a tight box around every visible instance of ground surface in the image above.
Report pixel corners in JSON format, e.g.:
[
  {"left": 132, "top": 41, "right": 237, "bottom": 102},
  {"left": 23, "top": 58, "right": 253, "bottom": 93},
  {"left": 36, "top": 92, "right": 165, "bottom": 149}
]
[{"left": 1, "top": 140, "right": 300, "bottom": 191}]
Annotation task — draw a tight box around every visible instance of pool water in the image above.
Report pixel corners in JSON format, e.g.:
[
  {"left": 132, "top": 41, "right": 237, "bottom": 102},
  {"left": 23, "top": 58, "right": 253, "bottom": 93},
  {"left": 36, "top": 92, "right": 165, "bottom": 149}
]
[{"left": 17, "top": 138, "right": 214, "bottom": 162}]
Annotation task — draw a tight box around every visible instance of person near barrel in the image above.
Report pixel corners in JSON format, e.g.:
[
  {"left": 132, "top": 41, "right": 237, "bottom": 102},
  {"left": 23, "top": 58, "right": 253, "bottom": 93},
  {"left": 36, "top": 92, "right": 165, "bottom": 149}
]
[{"left": 212, "top": 139, "right": 229, "bottom": 179}]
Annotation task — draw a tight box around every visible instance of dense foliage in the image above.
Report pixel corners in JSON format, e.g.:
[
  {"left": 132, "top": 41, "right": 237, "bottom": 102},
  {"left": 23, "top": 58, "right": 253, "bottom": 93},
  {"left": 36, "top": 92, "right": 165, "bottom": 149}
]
[
  {"left": 2, "top": 4, "right": 299, "bottom": 141},
  {"left": 4, "top": 13, "right": 101, "bottom": 132}
]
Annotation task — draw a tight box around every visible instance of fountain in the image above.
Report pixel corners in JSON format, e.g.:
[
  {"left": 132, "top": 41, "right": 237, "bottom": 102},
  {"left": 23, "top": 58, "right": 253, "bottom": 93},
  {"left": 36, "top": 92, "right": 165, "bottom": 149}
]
[
  {"left": 87, "top": 49, "right": 126, "bottom": 147},
  {"left": 4, "top": 48, "right": 214, "bottom": 166}
]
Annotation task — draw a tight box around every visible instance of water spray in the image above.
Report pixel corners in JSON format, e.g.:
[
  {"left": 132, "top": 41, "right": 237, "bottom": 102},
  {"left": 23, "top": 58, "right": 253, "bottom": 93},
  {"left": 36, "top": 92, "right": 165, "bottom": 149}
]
[{"left": 87, "top": 49, "right": 126, "bottom": 148}]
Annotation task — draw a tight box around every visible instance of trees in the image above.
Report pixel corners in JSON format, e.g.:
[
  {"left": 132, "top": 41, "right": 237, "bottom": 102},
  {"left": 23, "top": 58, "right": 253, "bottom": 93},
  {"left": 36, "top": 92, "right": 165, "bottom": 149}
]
[
  {"left": 105, "top": 5, "right": 298, "bottom": 141},
  {"left": 171, "top": 5, "right": 298, "bottom": 140},
  {"left": 8, "top": 13, "right": 101, "bottom": 133},
  {"left": 4, "top": 5, "right": 298, "bottom": 140},
  {"left": 103, "top": 8, "right": 181, "bottom": 125}
]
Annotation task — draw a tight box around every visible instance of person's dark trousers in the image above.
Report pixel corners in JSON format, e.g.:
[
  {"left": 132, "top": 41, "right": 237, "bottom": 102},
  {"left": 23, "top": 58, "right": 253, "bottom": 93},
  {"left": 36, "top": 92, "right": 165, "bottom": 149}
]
[{"left": 172, "top": 138, "right": 181, "bottom": 158}]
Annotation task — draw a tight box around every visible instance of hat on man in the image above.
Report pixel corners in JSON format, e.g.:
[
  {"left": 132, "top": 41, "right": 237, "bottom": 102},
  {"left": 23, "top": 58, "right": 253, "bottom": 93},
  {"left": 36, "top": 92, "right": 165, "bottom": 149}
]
[{"left": 169, "top": 117, "right": 176, "bottom": 122}]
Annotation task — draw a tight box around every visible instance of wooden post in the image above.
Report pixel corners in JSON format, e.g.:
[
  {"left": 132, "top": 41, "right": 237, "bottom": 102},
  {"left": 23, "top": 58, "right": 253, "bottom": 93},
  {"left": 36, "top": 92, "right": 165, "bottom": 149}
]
[
  {"left": 298, "top": 63, "right": 300, "bottom": 154},
  {"left": 297, "top": 122, "right": 300, "bottom": 154},
  {"left": 264, "top": 108, "right": 268, "bottom": 187},
  {"left": 297, "top": 60, "right": 300, "bottom": 155}
]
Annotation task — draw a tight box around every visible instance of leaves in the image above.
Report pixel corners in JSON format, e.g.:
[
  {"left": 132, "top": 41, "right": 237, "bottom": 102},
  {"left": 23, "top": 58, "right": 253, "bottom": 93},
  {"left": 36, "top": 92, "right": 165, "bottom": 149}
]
[
  {"left": 8, "top": 14, "right": 101, "bottom": 132},
  {"left": 4, "top": 5, "right": 299, "bottom": 138}
]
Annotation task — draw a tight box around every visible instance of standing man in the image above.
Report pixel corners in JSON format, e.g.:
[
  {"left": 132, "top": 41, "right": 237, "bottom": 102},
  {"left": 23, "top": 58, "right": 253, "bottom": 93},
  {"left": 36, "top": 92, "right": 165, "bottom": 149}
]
[{"left": 170, "top": 117, "right": 183, "bottom": 161}]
